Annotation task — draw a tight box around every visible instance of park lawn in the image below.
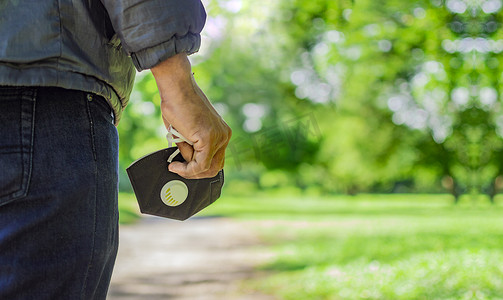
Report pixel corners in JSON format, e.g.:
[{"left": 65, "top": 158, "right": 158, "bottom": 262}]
[
  {"left": 118, "top": 192, "right": 141, "bottom": 224},
  {"left": 202, "top": 193, "right": 503, "bottom": 300}
]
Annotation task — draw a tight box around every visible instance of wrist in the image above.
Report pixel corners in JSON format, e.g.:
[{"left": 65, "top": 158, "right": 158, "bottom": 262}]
[{"left": 151, "top": 53, "right": 194, "bottom": 100}]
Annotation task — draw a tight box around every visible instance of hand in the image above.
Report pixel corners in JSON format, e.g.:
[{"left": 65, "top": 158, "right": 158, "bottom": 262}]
[{"left": 151, "top": 53, "right": 232, "bottom": 179}]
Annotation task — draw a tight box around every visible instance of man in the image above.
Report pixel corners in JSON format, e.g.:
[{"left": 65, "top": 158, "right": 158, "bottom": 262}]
[{"left": 0, "top": 0, "right": 231, "bottom": 299}]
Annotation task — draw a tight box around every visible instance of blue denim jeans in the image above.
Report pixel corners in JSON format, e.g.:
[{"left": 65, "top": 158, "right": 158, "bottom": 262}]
[{"left": 0, "top": 87, "right": 119, "bottom": 299}]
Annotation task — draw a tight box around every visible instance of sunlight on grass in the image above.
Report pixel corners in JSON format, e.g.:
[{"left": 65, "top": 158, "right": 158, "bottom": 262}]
[
  {"left": 203, "top": 193, "right": 503, "bottom": 299},
  {"left": 260, "top": 250, "right": 503, "bottom": 300},
  {"left": 116, "top": 192, "right": 503, "bottom": 298},
  {"left": 118, "top": 193, "right": 140, "bottom": 224}
]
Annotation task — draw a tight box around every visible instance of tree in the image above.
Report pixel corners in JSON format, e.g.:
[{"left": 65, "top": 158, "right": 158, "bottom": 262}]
[{"left": 118, "top": 0, "right": 503, "bottom": 200}]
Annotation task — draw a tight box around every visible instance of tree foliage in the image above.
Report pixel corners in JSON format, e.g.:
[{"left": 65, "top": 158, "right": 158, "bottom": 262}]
[{"left": 118, "top": 0, "right": 503, "bottom": 199}]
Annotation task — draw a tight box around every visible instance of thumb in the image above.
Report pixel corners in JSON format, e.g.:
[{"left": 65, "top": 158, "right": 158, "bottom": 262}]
[{"left": 176, "top": 142, "right": 194, "bottom": 162}]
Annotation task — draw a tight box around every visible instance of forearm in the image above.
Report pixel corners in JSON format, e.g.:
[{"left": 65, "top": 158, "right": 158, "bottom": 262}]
[
  {"left": 150, "top": 53, "right": 231, "bottom": 178},
  {"left": 151, "top": 53, "right": 219, "bottom": 127},
  {"left": 150, "top": 53, "right": 193, "bottom": 100}
]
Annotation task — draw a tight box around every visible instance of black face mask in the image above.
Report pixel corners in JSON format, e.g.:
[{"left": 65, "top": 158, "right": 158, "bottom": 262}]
[{"left": 126, "top": 147, "right": 224, "bottom": 221}]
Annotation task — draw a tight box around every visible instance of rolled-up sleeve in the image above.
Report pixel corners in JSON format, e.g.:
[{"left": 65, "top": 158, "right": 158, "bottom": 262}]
[{"left": 101, "top": 0, "right": 206, "bottom": 71}]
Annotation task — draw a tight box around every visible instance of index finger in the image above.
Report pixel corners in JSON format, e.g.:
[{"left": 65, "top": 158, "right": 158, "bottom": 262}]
[{"left": 168, "top": 145, "right": 213, "bottom": 178}]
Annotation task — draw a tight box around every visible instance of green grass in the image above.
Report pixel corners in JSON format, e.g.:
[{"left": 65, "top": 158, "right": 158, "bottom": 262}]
[
  {"left": 202, "top": 193, "right": 503, "bottom": 300},
  {"left": 118, "top": 193, "right": 141, "bottom": 224}
]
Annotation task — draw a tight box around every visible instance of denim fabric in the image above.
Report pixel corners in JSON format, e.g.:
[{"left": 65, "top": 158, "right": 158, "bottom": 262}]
[{"left": 0, "top": 87, "right": 119, "bottom": 299}]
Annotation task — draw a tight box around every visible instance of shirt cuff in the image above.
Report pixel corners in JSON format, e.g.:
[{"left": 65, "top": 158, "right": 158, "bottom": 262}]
[{"left": 130, "top": 33, "right": 201, "bottom": 71}]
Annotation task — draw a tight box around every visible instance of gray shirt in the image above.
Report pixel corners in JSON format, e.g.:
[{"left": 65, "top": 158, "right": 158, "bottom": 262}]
[{"left": 0, "top": 0, "right": 206, "bottom": 124}]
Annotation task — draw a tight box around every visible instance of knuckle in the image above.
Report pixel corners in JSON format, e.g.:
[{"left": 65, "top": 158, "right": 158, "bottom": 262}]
[
  {"left": 226, "top": 125, "right": 232, "bottom": 138},
  {"left": 218, "top": 128, "right": 232, "bottom": 147},
  {"left": 223, "top": 123, "right": 232, "bottom": 139}
]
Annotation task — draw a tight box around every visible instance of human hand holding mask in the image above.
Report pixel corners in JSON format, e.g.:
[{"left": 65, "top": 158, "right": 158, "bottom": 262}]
[
  {"left": 152, "top": 53, "right": 231, "bottom": 180},
  {"left": 126, "top": 126, "right": 224, "bottom": 221}
]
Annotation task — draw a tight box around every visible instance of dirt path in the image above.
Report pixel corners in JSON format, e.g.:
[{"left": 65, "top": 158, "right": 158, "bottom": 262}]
[{"left": 108, "top": 216, "right": 275, "bottom": 300}]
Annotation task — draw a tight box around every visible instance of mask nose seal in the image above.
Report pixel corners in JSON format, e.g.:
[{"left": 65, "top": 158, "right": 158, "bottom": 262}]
[{"left": 160, "top": 180, "right": 188, "bottom": 207}]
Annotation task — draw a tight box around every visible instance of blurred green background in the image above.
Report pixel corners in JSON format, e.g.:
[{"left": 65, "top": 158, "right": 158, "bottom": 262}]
[{"left": 117, "top": 0, "right": 503, "bottom": 299}]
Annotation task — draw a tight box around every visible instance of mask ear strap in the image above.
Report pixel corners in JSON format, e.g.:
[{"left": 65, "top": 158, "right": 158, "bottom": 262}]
[{"left": 166, "top": 125, "right": 193, "bottom": 163}]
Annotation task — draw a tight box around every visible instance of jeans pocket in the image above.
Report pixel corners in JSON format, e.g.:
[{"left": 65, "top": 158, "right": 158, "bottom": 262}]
[{"left": 0, "top": 89, "right": 36, "bottom": 206}]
